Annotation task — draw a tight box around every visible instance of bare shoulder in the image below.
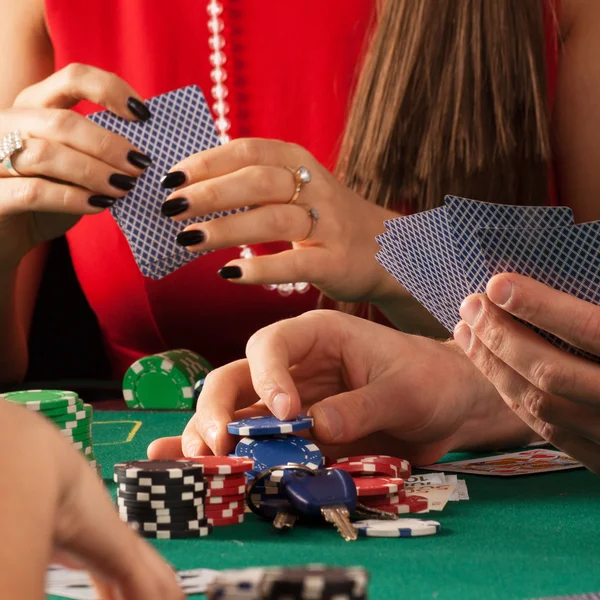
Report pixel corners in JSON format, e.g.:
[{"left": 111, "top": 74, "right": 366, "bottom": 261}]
[{"left": 560, "top": 0, "right": 600, "bottom": 39}]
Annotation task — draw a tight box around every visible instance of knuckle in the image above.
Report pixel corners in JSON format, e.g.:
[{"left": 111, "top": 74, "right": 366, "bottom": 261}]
[
  {"left": 25, "top": 139, "right": 52, "bottom": 168},
  {"left": 245, "top": 327, "right": 269, "bottom": 355},
  {"left": 513, "top": 294, "right": 543, "bottom": 324},
  {"left": 287, "top": 142, "right": 311, "bottom": 161},
  {"left": 61, "top": 62, "right": 87, "bottom": 84},
  {"left": 570, "top": 310, "right": 600, "bottom": 349},
  {"left": 537, "top": 421, "right": 559, "bottom": 445},
  {"left": 16, "top": 178, "right": 43, "bottom": 207},
  {"left": 520, "top": 388, "right": 551, "bottom": 422},
  {"left": 481, "top": 322, "right": 506, "bottom": 355},
  {"left": 97, "top": 131, "right": 115, "bottom": 157},
  {"left": 530, "top": 360, "right": 571, "bottom": 395},
  {"left": 200, "top": 183, "right": 222, "bottom": 213},
  {"left": 233, "top": 138, "right": 264, "bottom": 165},
  {"left": 269, "top": 207, "right": 297, "bottom": 236},
  {"left": 46, "top": 109, "right": 75, "bottom": 134}
]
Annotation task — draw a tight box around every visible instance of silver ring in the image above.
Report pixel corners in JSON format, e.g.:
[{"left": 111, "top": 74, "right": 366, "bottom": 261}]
[
  {"left": 0, "top": 131, "right": 24, "bottom": 176},
  {"left": 298, "top": 207, "right": 319, "bottom": 242}
]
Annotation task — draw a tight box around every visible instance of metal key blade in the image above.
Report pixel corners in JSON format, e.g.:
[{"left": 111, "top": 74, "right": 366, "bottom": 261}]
[
  {"left": 273, "top": 510, "right": 298, "bottom": 531},
  {"left": 321, "top": 505, "right": 357, "bottom": 542}
]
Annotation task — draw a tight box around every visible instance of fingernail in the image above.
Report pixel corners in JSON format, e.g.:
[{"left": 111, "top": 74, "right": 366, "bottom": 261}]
[
  {"left": 88, "top": 195, "right": 116, "bottom": 208},
  {"left": 177, "top": 230, "right": 205, "bottom": 247},
  {"left": 219, "top": 266, "right": 242, "bottom": 279},
  {"left": 272, "top": 393, "right": 290, "bottom": 420},
  {"left": 454, "top": 322, "right": 473, "bottom": 351},
  {"left": 160, "top": 171, "right": 186, "bottom": 189},
  {"left": 127, "top": 150, "right": 152, "bottom": 169},
  {"left": 162, "top": 197, "right": 189, "bottom": 217},
  {"left": 460, "top": 297, "right": 482, "bottom": 326},
  {"left": 317, "top": 406, "right": 343, "bottom": 440},
  {"left": 184, "top": 441, "right": 201, "bottom": 457},
  {"left": 204, "top": 425, "right": 218, "bottom": 450},
  {"left": 127, "top": 97, "right": 151, "bottom": 121},
  {"left": 488, "top": 278, "right": 513, "bottom": 306},
  {"left": 109, "top": 173, "right": 137, "bottom": 191}
]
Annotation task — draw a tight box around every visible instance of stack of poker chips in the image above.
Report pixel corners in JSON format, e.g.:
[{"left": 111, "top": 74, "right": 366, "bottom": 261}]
[
  {"left": 0, "top": 390, "right": 99, "bottom": 474},
  {"left": 206, "top": 565, "right": 369, "bottom": 600},
  {"left": 122, "top": 349, "right": 212, "bottom": 410},
  {"left": 329, "top": 455, "right": 428, "bottom": 514}
]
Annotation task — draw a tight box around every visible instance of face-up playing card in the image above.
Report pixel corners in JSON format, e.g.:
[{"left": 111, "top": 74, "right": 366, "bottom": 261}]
[
  {"left": 445, "top": 196, "right": 574, "bottom": 292},
  {"left": 422, "top": 449, "right": 583, "bottom": 476},
  {"left": 87, "top": 85, "right": 245, "bottom": 279}
]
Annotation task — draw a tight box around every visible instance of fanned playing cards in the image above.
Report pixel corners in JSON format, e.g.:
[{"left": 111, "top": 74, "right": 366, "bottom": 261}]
[{"left": 87, "top": 85, "right": 246, "bottom": 280}]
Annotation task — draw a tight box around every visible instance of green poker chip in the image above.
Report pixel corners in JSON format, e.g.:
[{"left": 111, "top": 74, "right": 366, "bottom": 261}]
[
  {"left": 41, "top": 401, "right": 86, "bottom": 418},
  {"left": 1, "top": 389, "right": 79, "bottom": 411},
  {"left": 46, "top": 409, "right": 88, "bottom": 425},
  {"left": 122, "top": 349, "right": 212, "bottom": 410}
]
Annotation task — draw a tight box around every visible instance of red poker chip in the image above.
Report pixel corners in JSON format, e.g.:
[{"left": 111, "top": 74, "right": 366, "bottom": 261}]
[
  {"left": 181, "top": 456, "right": 254, "bottom": 475},
  {"left": 208, "top": 513, "right": 245, "bottom": 527},
  {"left": 359, "top": 491, "right": 406, "bottom": 507},
  {"left": 204, "top": 494, "right": 246, "bottom": 506},
  {"left": 204, "top": 504, "right": 245, "bottom": 519},
  {"left": 205, "top": 484, "right": 246, "bottom": 498},
  {"left": 330, "top": 461, "right": 400, "bottom": 478},
  {"left": 332, "top": 455, "right": 411, "bottom": 478},
  {"left": 374, "top": 495, "right": 428, "bottom": 514},
  {"left": 205, "top": 475, "right": 246, "bottom": 489},
  {"left": 204, "top": 500, "right": 244, "bottom": 513},
  {"left": 353, "top": 476, "right": 405, "bottom": 497}
]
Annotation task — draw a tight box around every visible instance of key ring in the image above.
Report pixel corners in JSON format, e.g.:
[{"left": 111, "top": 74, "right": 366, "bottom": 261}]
[{"left": 246, "top": 463, "right": 316, "bottom": 518}]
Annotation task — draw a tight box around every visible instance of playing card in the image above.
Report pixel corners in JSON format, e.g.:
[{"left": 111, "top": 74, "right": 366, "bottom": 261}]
[
  {"left": 376, "top": 207, "right": 470, "bottom": 332},
  {"left": 477, "top": 221, "right": 600, "bottom": 361},
  {"left": 445, "top": 196, "right": 574, "bottom": 292},
  {"left": 422, "top": 449, "right": 583, "bottom": 476},
  {"left": 87, "top": 85, "right": 246, "bottom": 279}
]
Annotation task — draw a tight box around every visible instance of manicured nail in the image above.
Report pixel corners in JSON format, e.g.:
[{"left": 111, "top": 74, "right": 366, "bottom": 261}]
[
  {"left": 109, "top": 173, "right": 137, "bottom": 191},
  {"left": 316, "top": 406, "right": 343, "bottom": 440},
  {"left": 204, "top": 425, "right": 218, "bottom": 450},
  {"left": 160, "top": 171, "right": 186, "bottom": 189},
  {"left": 127, "top": 150, "right": 152, "bottom": 169},
  {"left": 460, "top": 297, "right": 482, "bottom": 326},
  {"left": 176, "top": 230, "right": 205, "bottom": 247},
  {"left": 454, "top": 322, "right": 473, "bottom": 351},
  {"left": 127, "top": 97, "right": 151, "bottom": 121},
  {"left": 88, "top": 195, "right": 116, "bottom": 208},
  {"left": 218, "top": 266, "right": 242, "bottom": 279},
  {"left": 488, "top": 278, "right": 513, "bottom": 306},
  {"left": 162, "top": 197, "right": 189, "bottom": 217},
  {"left": 272, "top": 393, "right": 290, "bottom": 420}
]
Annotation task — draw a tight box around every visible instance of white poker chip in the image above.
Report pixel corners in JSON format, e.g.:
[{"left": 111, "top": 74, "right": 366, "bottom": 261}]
[{"left": 352, "top": 518, "right": 441, "bottom": 538}]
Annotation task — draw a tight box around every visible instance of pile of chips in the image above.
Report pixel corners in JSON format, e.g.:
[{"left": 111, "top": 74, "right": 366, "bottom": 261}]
[
  {"left": 206, "top": 564, "right": 369, "bottom": 600},
  {"left": 0, "top": 390, "right": 99, "bottom": 474},
  {"left": 122, "top": 349, "right": 212, "bottom": 410},
  {"left": 115, "top": 457, "right": 254, "bottom": 537}
]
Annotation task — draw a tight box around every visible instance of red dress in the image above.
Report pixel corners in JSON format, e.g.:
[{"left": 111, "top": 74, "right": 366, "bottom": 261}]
[{"left": 44, "top": 0, "right": 559, "bottom": 378}]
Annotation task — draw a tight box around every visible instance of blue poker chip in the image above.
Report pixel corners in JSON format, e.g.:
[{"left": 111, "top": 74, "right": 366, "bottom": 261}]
[
  {"left": 234, "top": 434, "right": 323, "bottom": 472},
  {"left": 227, "top": 415, "right": 314, "bottom": 436}
]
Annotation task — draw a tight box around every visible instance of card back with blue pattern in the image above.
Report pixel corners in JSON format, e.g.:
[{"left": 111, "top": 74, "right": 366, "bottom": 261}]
[{"left": 87, "top": 86, "right": 244, "bottom": 279}]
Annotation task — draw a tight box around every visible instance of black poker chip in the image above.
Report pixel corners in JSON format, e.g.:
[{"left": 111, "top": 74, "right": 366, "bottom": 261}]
[
  {"left": 137, "top": 526, "right": 212, "bottom": 539},
  {"left": 113, "top": 460, "right": 205, "bottom": 483},
  {"left": 117, "top": 481, "right": 206, "bottom": 495},
  {"left": 116, "top": 496, "right": 205, "bottom": 510},
  {"left": 128, "top": 518, "right": 209, "bottom": 532},
  {"left": 117, "top": 489, "right": 206, "bottom": 502},
  {"left": 119, "top": 508, "right": 206, "bottom": 523}
]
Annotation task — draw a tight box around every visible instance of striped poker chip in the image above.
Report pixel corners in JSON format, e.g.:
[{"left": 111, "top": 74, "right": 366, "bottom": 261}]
[
  {"left": 352, "top": 518, "right": 440, "bottom": 538},
  {"left": 353, "top": 476, "right": 404, "bottom": 497},
  {"left": 117, "top": 496, "right": 205, "bottom": 510},
  {"left": 204, "top": 505, "right": 245, "bottom": 520},
  {"left": 137, "top": 525, "right": 212, "bottom": 539},
  {"left": 182, "top": 456, "right": 254, "bottom": 475},
  {"left": 0, "top": 389, "right": 79, "bottom": 411},
  {"left": 205, "top": 484, "right": 246, "bottom": 498},
  {"left": 117, "top": 489, "right": 205, "bottom": 502},
  {"left": 227, "top": 414, "right": 314, "bottom": 436},
  {"left": 204, "top": 475, "right": 246, "bottom": 489},
  {"left": 204, "top": 494, "right": 245, "bottom": 505},
  {"left": 330, "top": 460, "right": 401, "bottom": 478},
  {"left": 129, "top": 519, "right": 208, "bottom": 532},
  {"left": 359, "top": 491, "right": 406, "bottom": 507},
  {"left": 207, "top": 513, "right": 244, "bottom": 527},
  {"left": 332, "top": 455, "right": 411, "bottom": 479},
  {"left": 114, "top": 460, "right": 205, "bottom": 483},
  {"left": 204, "top": 500, "right": 244, "bottom": 514},
  {"left": 118, "top": 481, "right": 206, "bottom": 495},
  {"left": 365, "top": 495, "right": 428, "bottom": 515}
]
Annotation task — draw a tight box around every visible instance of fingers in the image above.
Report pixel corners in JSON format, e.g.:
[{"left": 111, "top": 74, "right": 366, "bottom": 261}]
[
  {"left": 176, "top": 204, "right": 315, "bottom": 251},
  {"left": 458, "top": 294, "right": 600, "bottom": 407},
  {"left": 487, "top": 273, "right": 600, "bottom": 357},
  {"left": 164, "top": 138, "right": 311, "bottom": 185},
  {"left": 13, "top": 63, "right": 149, "bottom": 121},
  {"left": 147, "top": 436, "right": 185, "bottom": 460}
]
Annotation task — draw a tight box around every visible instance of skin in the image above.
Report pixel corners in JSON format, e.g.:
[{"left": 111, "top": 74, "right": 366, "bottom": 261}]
[{"left": 0, "top": 400, "right": 184, "bottom": 600}]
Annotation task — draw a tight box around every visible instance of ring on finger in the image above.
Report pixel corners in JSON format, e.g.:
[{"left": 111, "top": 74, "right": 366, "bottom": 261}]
[
  {"left": 298, "top": 207, "right": 319, "bottom": 242},
  {"left": 0, "top": 131, "right": 24, "bottom": 177},
  {"left": 285, "top": 165, "right": 311, "bottom": 204}
]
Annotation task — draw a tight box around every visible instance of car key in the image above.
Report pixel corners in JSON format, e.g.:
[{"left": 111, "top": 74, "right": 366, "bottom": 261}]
[{"left": 281, "top": 469, "right": 358, "bottom": 541}]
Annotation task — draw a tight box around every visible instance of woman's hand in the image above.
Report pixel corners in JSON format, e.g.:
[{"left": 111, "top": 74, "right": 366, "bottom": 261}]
[
  {"left": 455, "top": 273, "right": 600, "bottom": 474},
  {"left": 159, "top": 139, "right": 399, "bottom": 304},
  {"left": 0, "top": 401, "right": 183, "bottom": 600},
  {"left": 149, "top": 310, "right": 535, "bottom": 466},
  {"left": 0, "top": 63, "right": 152, "bottom": 271}
]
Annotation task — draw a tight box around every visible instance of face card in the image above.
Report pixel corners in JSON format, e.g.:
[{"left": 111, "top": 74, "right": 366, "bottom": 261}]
[
  {"left": 477, "top": 222, "right": 600, "bottom": 361},
  {"left": 422, "top": 449, "right": 582, "bottom": 476},
  {"left": 87, "top": 85, "right": 246, "bottom": 279},
  {"left": 376, "top": 207, "right": 470, "bottom": 332},
  {"left": 445, "top": 196, "right": 574, "bottom": 292}
]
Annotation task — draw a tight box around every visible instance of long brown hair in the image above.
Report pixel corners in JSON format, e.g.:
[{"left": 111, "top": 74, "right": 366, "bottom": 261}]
[{"left": 338, "top": 0, "right": 554, "bottom": 214}]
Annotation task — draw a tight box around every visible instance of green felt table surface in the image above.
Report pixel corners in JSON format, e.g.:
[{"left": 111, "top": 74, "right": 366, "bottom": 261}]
[{"left": 49, "top": 410, "right": 600, "bottom": 600}]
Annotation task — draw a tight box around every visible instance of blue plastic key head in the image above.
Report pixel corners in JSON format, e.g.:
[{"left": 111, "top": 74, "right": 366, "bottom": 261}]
[{"left": 281, "top": 469, "right": 358, "bottom": 517}]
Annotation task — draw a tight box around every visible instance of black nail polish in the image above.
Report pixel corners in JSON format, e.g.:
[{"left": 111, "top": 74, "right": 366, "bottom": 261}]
[
  {"left": 127, "top": 97, "right": 151, "bottom": 121},
  {"left": 127, "top": 150, "right": 152, "bottom": 169},
  {"left": 219, "top": 266, "right": 242, "bottom": 280},
  {"left": 109, "top": 173, "right": 137, "bottom": 191},
  {"left": 160, "top": 171, "right": 186, "bottom": 189},
  {"left": 176, "top": 230, "right": 205, "bottom": 247},
  {"left": 88, "top": 195, "right": 116, "bottom": 208},
  {"left": 161, "top": 197, "right": 189, "bottom": 217}
]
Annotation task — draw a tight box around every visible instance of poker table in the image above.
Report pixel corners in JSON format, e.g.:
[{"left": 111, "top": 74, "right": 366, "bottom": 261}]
[{"left": 49, "top": 408, "right": 600, "bottom": 600}]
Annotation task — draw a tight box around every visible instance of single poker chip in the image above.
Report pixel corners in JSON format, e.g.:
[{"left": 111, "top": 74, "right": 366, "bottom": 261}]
[
  {"left": 0, "top": 389, "right": 79, "bottom": 411},
  {"left": 367, "top": 495, "right": 429, "bottom": 515},
  {"left": 118, "top": 481, "right": 206, "bottom": 495},
  {"left": 227, "top": 415, "right": 314, "bottom": 437},
  {"left": 182, "top": 456, "right": 254, "bottom": 475},
  {"left": 128, "top": 519, "right": 209, "bottom": 532},
  {"left": 117, "top": 489, "right": 205, "bottom": 502},
  {"left": 204, "top": 505, "right": 245, "bottom": 520},
  {"left": 117, "top": 496, "right": 205, "bottom": 510},
  {"left": 358, "top": 491, "right": 406, "bottom": 507},
  {"left": 204, "top": 494, "right": 245, "bottom": 505},
  {"left": 353, "top": 476, "right": 404, "bottom": 497},
  {"left": 45, "top": 409, "right": 88, "bottom": 425},
  {"left": 204, "top": 500, "right": 243, "bottom": 514},
  {"left": 352, "top": 518, "right": 440, "bottom": 538},
  {"left": 207, "top": 513, "right": 244, "bottom": 527},
  {"left": 137, "top": 526, "right": 212, "bottom": 539},
  {"left": 114, "top": 460, "right": 205, "bottom": 482},
  {"left": 235, "top": 435, "right": 323, "bottom": 472},
  {"left": 122, "top": 349, "right": 212, "bottom": 410},
  {"left": 119, "top": 506, "right": 206, "bottom": 520},
  {"left": 330, "top": 461, "right": 401, "bottom": 478},
  {"left": 60, "top": 429, "right": 91, "bottom": 442},
  {"left": 39, "top": 401, "right": 86, "bottom": 418},
  {"left": 332, "top": 455, "right": 411, "bottom": 479},
  {"left": 204, "top": 472, "right": 247, "bottom": 482},
  {"left": 205, "top": 484, "right": 246, "bottom": 498},
  {"left": 204, "top": 475, "right": 246, "bottom": 489}
]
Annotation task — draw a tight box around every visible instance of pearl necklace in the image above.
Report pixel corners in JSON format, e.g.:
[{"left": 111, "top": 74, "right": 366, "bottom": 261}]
[{"left": 206, "top": 0, "right": 310, "bottom": 297}]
